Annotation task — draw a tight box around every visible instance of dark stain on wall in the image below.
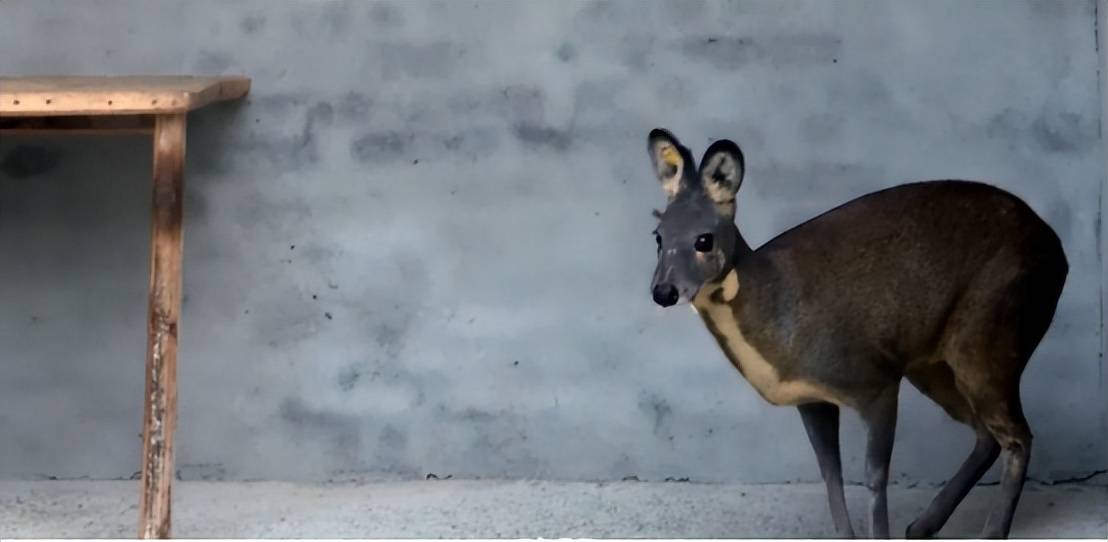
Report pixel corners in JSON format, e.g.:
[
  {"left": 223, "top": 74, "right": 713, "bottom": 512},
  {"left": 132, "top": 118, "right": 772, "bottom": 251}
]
[
  {"left": 378, "top": 366, "right": 433, "bottom": 408},
  {"left": 441, "top": 126, "right": 500, "bottom": 161},
  {"left": 460, "top": 408, "right": 500, "bottom": 424},
  {"left": 240, "top": 14, "right": 266, "bottom": 35},
  {"left": 306, "top": 101, "right": 335, "bottom": 127},
  {"left": 233, "top": 96, "right": 341, "bottom": 169},
  {"left": 375, "top": 322, "right": 407, "bottom": 358},
  {"left": 1028, "top": 0, "right": 1090, "bottom": 19},
  {"left": 279, "top": 398, "right": 355, "bottom": 429},
  {"left": 679, "top": 36, "right": 760, "bottom": 71},
  {"left": 335, "top": 92, "right": 373, "bottom": 120},
  {"left": 429, "top": 403, "right": 540, "bottom": 475},
  {"left": 513, "top": 123, "right": 572, "bottom": 152},
  {"left": 619, "top": 35, "right": 656, "bottom": 73},
  {"left": 377, "top": 423, "right": 408, "bottom": 452},
  {"left": 556, "top": 42, "right": 578, "bottom": 63},
  {"left": 253, "top": 124, "right": 317, "bottom": 167},
  {"left": 252, "top": 92, "right": 312, "bottom": 111},
  {"left": 337, "top": 365, "right": 362, "bottom": 392},
  {"left": 0, "top": 144, "right": 62, "bottom": 179},
  {"left": 1032, "top": 111, "right": 1092, "bottom": 153},
  {"left": 637, "top": 392, "right": 673, "bottom": 437},
  {"left": 298, "top": 242, "right": 337, "bottom": 267},
  {"left": 234, "top": 189, "right": 313, "bottom": 232},
  {"left": 351, "top": 131, "right": 415, "bottom": 163},
  {"left": 225, "top": 92, "right": 371, "bottom": 170},
  {"left": 679, "top": 34, "right": 842, "bottom": 70},
  {"left": 986, "top": 108, "right": 1095, "bottom": 154},
  {"left": 369, "top": 1, "right": 404, "bottom": 27},
  {"left": 278, "top": 397, "right": 363, "bottom": 459},
  {"left": 191, "top": 93, "right": 332, "bottom": 172},
  {"left": 497, "top": 85, "right": 546, "bottom": 123},
  {"left": 194, "top": 51, "right": 233, "bottom": 73},
  {"left": 985, "top": 108, "right": 1026, "bottom": 151}
]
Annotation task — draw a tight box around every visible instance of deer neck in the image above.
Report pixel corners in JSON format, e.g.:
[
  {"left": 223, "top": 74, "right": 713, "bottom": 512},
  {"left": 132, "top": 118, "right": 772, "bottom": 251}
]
[{"left": 689, "top": 237, "right": 840, "bottom": 407}]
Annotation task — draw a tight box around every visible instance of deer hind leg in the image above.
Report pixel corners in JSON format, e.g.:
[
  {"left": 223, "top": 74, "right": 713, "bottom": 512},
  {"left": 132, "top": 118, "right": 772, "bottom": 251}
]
[
  {"left": 904, "top": 362, "right": 1000, "bottom": 539},
  {"left": 939, "top": 290, "right": 1041, "bottom": 534},
  {"left": 940, "top": 265, "right": 1058, "bottom": 539},
  {"left": 965, "top": 382, "right": 1032, "bottom": 539}
]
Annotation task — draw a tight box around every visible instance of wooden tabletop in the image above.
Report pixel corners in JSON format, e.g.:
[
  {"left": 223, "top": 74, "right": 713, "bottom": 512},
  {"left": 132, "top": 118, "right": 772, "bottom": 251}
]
[{"left": 0, "top": 76, "right": 251, "bottom": 117}]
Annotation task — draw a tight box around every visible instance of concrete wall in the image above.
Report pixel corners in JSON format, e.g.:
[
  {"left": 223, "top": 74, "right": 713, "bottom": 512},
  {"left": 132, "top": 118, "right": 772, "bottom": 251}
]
[
  {"left": 0, "top": 0, "right": 1103, "bottom": 484},
  {"left": 1099, "top": 0, "right": 1108, "bottom": 469}
]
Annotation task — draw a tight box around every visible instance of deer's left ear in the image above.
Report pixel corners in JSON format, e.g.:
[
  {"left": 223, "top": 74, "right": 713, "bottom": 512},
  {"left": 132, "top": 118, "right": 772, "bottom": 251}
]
[
  {"left": 699, "top": 139, "right": 744, "bottom": 205},
  {"left": 648, "top": 128, "right": 690, "bottom": 201}
]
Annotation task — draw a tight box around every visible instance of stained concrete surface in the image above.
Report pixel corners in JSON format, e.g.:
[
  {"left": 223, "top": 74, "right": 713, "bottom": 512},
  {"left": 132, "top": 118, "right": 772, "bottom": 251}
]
[
  {"left": 0, "top": 480, "right": 1105, "bottom": 539},
  {"left": 0, "top": 0, "right": 1104, "bottom": 486}
]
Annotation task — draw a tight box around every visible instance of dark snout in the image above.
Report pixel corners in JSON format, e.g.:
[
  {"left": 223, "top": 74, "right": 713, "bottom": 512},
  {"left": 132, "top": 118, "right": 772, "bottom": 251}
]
[{"left": 652, "top": 283, "right": 679, "bottom": 307}]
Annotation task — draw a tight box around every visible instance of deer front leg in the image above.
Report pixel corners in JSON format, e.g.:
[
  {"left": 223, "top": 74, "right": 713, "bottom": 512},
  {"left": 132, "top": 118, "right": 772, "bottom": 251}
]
[
  {"left": 861, "top": 387, "right": 899, "bottom": 539},
  {"left": 798, "top": 402, "right": 856, "bottom": 538}
]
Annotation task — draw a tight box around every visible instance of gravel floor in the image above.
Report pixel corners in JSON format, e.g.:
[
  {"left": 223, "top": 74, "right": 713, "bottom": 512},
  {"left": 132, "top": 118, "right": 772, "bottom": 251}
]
[{"left": 0, "top": 479, "right": 1104, "bottom": 539}]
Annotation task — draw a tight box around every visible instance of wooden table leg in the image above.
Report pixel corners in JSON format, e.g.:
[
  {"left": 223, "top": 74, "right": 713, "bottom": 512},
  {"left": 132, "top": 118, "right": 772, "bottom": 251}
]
[{"left": 139, "top": 113, "right": 187, "bottom": 539}]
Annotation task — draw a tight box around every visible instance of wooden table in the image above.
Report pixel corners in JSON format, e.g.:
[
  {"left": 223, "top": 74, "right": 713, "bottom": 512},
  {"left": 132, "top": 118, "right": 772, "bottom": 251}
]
[{"left": 0, "top": 76, "right": 251, "bottom": 538}]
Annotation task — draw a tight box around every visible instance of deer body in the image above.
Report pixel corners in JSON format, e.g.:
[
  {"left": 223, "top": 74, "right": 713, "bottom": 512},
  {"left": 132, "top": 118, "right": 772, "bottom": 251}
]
[
  {"left": 692, "top": 181, "right": 1065, "bottom": 410},
  {"left": 645, "top": 129, "right": 1067, "bottom": 539}
]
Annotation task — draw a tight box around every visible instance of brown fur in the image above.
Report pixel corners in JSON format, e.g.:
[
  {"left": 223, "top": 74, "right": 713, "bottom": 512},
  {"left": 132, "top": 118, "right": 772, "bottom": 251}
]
[{"left": 726, "top": 181, "right": 1067, "bottom": 424}]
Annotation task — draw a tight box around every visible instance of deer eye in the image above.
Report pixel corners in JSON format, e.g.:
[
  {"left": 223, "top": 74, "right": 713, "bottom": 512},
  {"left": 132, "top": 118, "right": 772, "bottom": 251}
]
[{"left": 694, "top": 233, "right": 714, "bottom": 252}]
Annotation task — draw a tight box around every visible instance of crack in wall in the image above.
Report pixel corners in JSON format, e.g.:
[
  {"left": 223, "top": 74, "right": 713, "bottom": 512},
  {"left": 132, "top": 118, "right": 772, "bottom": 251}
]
[{"left": 1099, "top": 1, "right": 1108, "bottom": 428}]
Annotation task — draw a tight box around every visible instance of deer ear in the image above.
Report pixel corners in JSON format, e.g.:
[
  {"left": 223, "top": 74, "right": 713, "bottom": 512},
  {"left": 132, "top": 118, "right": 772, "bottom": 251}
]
[
  {"left": 699, "top": 139, "right": 744, "bottom": 205},
  {"left": 647, "top": 128, "right": 689, "bottom": 200}
]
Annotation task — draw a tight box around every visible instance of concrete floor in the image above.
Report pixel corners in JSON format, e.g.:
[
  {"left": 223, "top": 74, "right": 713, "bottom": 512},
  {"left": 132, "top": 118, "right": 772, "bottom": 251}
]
[{"left": 0, "top": 479, "right": 1104, "bottom": 539}]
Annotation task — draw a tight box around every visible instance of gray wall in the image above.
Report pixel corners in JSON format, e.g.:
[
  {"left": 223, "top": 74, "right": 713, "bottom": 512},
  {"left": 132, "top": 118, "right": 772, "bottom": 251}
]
[
  {"left": 1099, "top": 0, "right": 1108, "bottom": 463},
  {"left": 0, "top": 0, "right": 1104, "bottom": 484}
]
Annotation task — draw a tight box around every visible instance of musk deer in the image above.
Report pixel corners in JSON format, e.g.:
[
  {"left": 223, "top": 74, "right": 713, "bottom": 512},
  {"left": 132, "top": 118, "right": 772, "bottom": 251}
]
[{"left": 645, "top": 129, "right": 1068, "bottom": 539}]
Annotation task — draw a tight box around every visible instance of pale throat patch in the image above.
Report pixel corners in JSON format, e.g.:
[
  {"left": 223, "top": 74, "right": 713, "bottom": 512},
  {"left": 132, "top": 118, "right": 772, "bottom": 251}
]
[
  {"left": 691, "top": 270, "right": 842, "bottom": 407},
  {"left": 720, "top": 268, "right": 740, "bottom": 300}
]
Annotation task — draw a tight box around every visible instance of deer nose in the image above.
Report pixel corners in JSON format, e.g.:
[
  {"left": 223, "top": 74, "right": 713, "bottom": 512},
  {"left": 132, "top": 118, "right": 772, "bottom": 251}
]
[{"left": 652, "top": 284, "right": 679, "bottom": 307}]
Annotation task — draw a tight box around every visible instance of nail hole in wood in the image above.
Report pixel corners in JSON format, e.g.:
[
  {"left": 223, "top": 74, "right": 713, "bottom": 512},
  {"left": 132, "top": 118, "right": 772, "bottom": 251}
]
[
  {"left": 12, "top": 99, "right": 19, "bottom": 105},
  {"left": 45, "top": 99, "right": 52, "bottom": 104},
  {"left": 108, "top": 100, "right": 114, "bottom": 105}
]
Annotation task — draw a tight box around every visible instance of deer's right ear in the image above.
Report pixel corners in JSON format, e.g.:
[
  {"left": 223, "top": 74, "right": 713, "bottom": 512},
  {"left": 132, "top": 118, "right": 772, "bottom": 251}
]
[
  {"left": 648, "top": 128, "right": 687, "bottom": 200},
  {"left": 699, "top": 139, "right": 744, "bottom": 205}
]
